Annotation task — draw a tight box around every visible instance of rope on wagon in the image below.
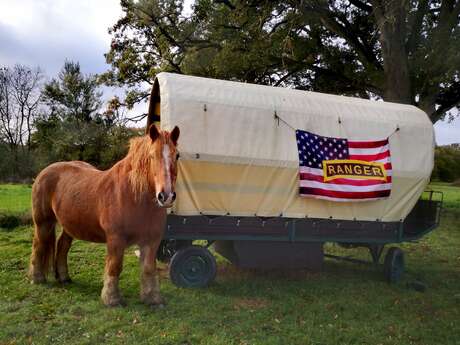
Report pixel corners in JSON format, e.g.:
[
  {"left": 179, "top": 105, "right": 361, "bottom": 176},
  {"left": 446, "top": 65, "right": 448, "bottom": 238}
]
[
  {"left": 274, "top": 110, "right": 401, "bottom": 139},
  {"left": 274, "top": 111, "right": 296, "bottom": 131},
  {"left": 388, "top": 125, "right": 400, "bottom": 137}
]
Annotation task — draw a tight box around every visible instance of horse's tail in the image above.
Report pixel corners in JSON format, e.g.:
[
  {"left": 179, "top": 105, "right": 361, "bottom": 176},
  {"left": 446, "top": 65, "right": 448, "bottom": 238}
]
[{"left": 29, "top": 172, "right": 57, "bottom": 282}]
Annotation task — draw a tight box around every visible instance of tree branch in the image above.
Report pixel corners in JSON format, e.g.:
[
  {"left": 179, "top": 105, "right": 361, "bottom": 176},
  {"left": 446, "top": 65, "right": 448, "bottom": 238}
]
[
  {"left": 303, "top": 3, "right": 382, "bottom": 71},
  {"left": 406, "top": 0, "right": 429, "bottom": 55},
  {"left": 214, "top": 0, "right": 236, "bottom": 10},
  {"left": 432, "top": 80, "right": 460, "bottom": 122},
  {"left": 348, "top": 0, "right": 372, "bottom": 12}
]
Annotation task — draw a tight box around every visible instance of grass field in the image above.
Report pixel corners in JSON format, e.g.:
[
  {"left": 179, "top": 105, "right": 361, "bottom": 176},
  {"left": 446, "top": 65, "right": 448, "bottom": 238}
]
[
  {"left": 0, "top": 183, "right": 459, "bottom": 345},
  {"left": 0, "top": 184, "right": 32, "bottom": 213}
]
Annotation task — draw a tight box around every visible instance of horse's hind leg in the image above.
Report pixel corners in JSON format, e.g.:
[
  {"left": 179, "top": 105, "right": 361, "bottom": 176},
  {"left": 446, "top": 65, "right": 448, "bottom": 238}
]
[
  {"left": 139, "top": 242, "right": 165, "bottom": 307},
  {"left": 29, "top": 219, "right": 56, "bottom": 284},
  {"left": 101, "top": 239, "right": 125, "bottom": 307},
  {"left": 55, "top": 231, "right": 73, "bottom": 283}
]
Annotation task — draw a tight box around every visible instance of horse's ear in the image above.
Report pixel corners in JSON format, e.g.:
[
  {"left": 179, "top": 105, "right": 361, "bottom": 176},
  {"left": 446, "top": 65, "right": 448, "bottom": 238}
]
[
  {"left": 149, "top": 124, "right": 160, "bottom": 142},
  {"left": 170, "top": 126, "right": 180, "bottom": 146}
]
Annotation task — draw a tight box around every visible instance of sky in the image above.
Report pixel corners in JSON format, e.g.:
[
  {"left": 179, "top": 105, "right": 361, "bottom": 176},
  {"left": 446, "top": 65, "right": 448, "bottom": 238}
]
[{"left": 0, "top": 0, "right": 458, "bottom": 145}]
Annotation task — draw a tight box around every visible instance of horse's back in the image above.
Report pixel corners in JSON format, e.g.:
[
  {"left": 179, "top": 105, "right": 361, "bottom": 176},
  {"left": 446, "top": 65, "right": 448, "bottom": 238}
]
[
  {"left": 32, "top": 161, "right": 101, "bottom": 223},
  {"left": 33, "top": 161, "right": 99, "bottom": 194}
]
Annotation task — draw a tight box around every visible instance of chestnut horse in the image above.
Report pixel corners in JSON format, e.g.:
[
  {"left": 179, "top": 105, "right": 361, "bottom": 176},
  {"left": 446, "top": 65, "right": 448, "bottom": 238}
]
[{"left": 29, "top": 123, "right": 180, "bottom": 307}]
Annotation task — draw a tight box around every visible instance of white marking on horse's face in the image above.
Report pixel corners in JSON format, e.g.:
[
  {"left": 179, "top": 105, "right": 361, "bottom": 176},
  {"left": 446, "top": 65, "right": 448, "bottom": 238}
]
[{"left": 162, "top": 144, "right": 172, "bottom": 201}]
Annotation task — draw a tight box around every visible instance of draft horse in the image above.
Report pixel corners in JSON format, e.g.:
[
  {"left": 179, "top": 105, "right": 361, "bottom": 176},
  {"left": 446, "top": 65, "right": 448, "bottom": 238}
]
[{"left": 29, "top": 122, "right": 180, "bottom": 307}]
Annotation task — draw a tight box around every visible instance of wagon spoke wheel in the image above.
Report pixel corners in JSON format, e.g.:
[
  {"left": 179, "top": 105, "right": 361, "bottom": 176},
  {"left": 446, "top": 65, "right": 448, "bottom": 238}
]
[
  {"left": 169, "top": 245, "right": 217, "bottom": 288},
  {"left": 383, "top": 247, "right": 405, "bottom": 284}
]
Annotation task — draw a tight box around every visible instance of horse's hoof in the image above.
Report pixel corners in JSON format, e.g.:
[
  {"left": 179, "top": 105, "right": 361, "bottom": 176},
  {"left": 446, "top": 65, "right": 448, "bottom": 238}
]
[
  {"left": 141, "top": 296, "right": 167, "bottom": 309},
  {"left": 141, "top": 294, "right": 166, "bottom": 307},
  {"left": 30, "top": 274, "right": 46, "bottom": 284},
  {"left": 102, "top": 298, "right": 125, "bottom": 307},
  {"left": 58, "top": 278, "right": 72, "bottom": 285},
  {"left": 155, "top": 303, "right": 166, "bottom": 310},
  {"left": 146, "top": 300, "right": 166, "bottom": 310},
  {"left": 101, "top": 293, "right": 125, "bottom": 307}
]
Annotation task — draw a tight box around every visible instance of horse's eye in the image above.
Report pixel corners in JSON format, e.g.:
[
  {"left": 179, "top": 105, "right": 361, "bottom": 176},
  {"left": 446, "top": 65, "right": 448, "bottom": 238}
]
[{"left": 176, "top": 153, "right": 180, "bottom": 160}]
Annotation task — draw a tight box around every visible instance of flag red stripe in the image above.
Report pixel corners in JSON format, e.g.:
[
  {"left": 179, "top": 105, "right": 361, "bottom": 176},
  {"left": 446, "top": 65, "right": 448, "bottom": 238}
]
[
  {"left": 349, "top": 150, "right": 390, "bottom": 161},
  {"left": 300, "top": 173, "right": 392, "bottom": 185},
  {"left": 299, "top": 187, "right": 391, "bottom": 199},
  {"left": 348, "top": 140, "right": 388, "bottom": 149}
]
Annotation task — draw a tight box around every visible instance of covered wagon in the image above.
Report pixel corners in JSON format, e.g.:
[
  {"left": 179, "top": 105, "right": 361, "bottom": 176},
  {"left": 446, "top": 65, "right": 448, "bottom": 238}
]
[{"left": 147, "top": 72, "right": 441, "bottom": 287}]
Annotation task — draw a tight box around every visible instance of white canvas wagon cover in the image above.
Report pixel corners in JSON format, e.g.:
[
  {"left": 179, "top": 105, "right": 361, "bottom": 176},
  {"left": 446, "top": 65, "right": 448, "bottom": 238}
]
[{"left": 153, "top": 72, "right": 434, "bottom": 222}]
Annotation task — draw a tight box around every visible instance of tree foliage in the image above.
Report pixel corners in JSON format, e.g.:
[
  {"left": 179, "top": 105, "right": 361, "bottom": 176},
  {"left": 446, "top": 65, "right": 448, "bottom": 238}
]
[
  {"left": 0, "top": 61, "right": 142, "bottom": 182},
  {"left": 103, "top": 0, "right": 460, "bottom": 123},
  {"left": 31, "top": 117, "right": 140, "bottom": 171},
  {"left": 42, "top": 61, "right": 103, "bottom": 123},
  {"left": 32, "top": 61, "right": 139, "bottom": 171},
  {"left": 432, "top": 144, "right": 460, "bottom": 182}
]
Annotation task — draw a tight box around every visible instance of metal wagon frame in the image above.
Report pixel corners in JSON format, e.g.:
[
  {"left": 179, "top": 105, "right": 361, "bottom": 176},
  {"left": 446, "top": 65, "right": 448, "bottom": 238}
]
[{"left": 159, "top": 191, "right": 442, "bottom": 288}]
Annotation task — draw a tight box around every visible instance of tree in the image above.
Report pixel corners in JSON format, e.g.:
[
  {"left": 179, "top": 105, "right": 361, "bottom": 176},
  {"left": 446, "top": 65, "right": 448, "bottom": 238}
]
[
  {"left": 103, "top": 0, "right": 460, "bottom": 123},
  {"left": 0, "top": 65, "right": 42, "bottom": 150},
  {"left": 33, "top": 61, "right": 138, "bottom": 170},
  {"left": 42, "top": 61, "right": 103, "bottom": 122}
]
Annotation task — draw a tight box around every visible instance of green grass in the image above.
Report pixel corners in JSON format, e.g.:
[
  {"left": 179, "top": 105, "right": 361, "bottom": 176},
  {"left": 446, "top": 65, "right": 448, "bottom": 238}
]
[
  {"left": 427, "top": 182, "right": 460, "bottom": 209},
  {"left": 0, "top": 184, "right": 32, "bottom": 213},
  {"left": 0, "top": 184, "right": 459, "bottom": 344}
]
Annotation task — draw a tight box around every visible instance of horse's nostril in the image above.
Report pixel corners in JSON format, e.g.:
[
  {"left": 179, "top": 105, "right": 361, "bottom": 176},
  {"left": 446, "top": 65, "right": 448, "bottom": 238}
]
[
  {"left": 158, "top": 192, "right": 165, "bottom": 203},
  {"left": 172, "top": 192, "right": 176, "bottom": 201}
]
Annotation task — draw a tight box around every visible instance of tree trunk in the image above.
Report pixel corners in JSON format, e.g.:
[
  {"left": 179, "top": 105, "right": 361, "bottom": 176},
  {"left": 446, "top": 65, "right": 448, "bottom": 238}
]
[{"left": 372, "top": 1, "right": 412, "bottom": 104}]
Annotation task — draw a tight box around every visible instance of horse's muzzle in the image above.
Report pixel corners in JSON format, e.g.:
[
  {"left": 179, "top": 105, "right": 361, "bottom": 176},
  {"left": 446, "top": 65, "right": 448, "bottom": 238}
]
[{"left": 156, "top": 191, "right": 176, "bottom": 207}]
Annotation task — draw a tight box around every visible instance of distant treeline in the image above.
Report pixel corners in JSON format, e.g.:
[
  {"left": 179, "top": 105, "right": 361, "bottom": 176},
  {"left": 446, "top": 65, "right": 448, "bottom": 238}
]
[
  {"left": 0, "top": 125, "right": 141, "bottom": 183},
  {"left": 432, "top": 144, "right": 460, "bottom": 183},
  {"left": 1, "top": 61, "right": 459, "bottom": 184},
  {"left": 0, "top": 61, "right": 143, "bottom": 183}
]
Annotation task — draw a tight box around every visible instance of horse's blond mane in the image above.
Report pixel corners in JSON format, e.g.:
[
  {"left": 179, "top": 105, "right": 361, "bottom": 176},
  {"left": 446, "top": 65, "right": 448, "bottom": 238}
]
[{"left": 126, "top": 136, "right": 153, "bottom": 197}]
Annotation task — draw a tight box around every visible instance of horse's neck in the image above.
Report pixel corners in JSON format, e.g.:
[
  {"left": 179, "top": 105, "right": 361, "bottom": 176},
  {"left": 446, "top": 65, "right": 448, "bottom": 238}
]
[{"left": 112, "top": 154, "right": 156, "bottom": 201}]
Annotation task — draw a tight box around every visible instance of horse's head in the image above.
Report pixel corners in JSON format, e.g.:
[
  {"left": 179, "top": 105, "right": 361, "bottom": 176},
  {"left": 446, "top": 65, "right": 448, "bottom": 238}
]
[{"left": 147, "top": 124, "right": 180, "bottom": 208}]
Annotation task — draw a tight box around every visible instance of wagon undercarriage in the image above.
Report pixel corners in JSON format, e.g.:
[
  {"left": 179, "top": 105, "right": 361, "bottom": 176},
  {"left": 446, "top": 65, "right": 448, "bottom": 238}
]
[{"left": 160, "top": 192, "right": 442, "bottom": 287}]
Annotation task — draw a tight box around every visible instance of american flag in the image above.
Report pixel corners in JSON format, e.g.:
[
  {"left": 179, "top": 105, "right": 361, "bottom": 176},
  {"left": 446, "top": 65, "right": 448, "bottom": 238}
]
[{"left": 296, "top": 129, "right": 392, "bottom": 201}]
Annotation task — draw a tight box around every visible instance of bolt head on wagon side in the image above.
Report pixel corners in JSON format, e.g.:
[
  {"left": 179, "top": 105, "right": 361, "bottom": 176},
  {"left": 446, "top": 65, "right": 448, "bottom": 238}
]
[{"left": 148, "top": 73, "right": 441, "bottom": 288}]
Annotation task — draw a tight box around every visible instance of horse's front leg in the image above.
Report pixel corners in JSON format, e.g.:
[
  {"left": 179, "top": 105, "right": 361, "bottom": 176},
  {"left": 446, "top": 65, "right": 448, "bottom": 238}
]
[
  {"left": 139, "top": 242, "right": 165, "bottom": 307},
  {"left": 101, "top": 239, "right": 125, "bottom": 307}
]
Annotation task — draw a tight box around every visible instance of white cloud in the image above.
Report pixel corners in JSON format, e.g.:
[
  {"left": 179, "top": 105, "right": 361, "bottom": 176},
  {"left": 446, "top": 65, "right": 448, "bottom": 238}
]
[
  {"left": 0, "top": 0, "right": 122, "bottom": 75},
  {"left": 0, "top": 0, "right": 459, "bottom": 140}
]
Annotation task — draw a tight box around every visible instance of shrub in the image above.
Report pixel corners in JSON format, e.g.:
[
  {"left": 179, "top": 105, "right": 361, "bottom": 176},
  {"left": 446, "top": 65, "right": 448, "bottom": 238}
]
[
  {"left": 432, "top": 145, "right": 460, "bottom": 183},
  {"left": 0, "top": 214, "right": 20, "bottom": 229},
  {"left": 0, "top": 211, "right": 33, "bottom": 230}
]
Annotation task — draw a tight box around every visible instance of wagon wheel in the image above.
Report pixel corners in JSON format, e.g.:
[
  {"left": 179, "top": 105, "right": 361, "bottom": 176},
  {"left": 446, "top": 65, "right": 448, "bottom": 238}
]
[
  {"left": 169, "top": 245, "right": 217, "bottom": 288},
  {"left": 157, "top": 240, "right": 192, "bottom": 263},
  {"left": 383, "top": 247, "right": 405, "bottom": 284}
]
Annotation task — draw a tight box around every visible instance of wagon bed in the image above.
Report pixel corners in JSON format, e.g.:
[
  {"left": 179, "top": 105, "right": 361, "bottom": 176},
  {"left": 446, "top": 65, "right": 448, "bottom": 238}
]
[{"left": 165, "top": 191, "right": 441, "bottom": 244}]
